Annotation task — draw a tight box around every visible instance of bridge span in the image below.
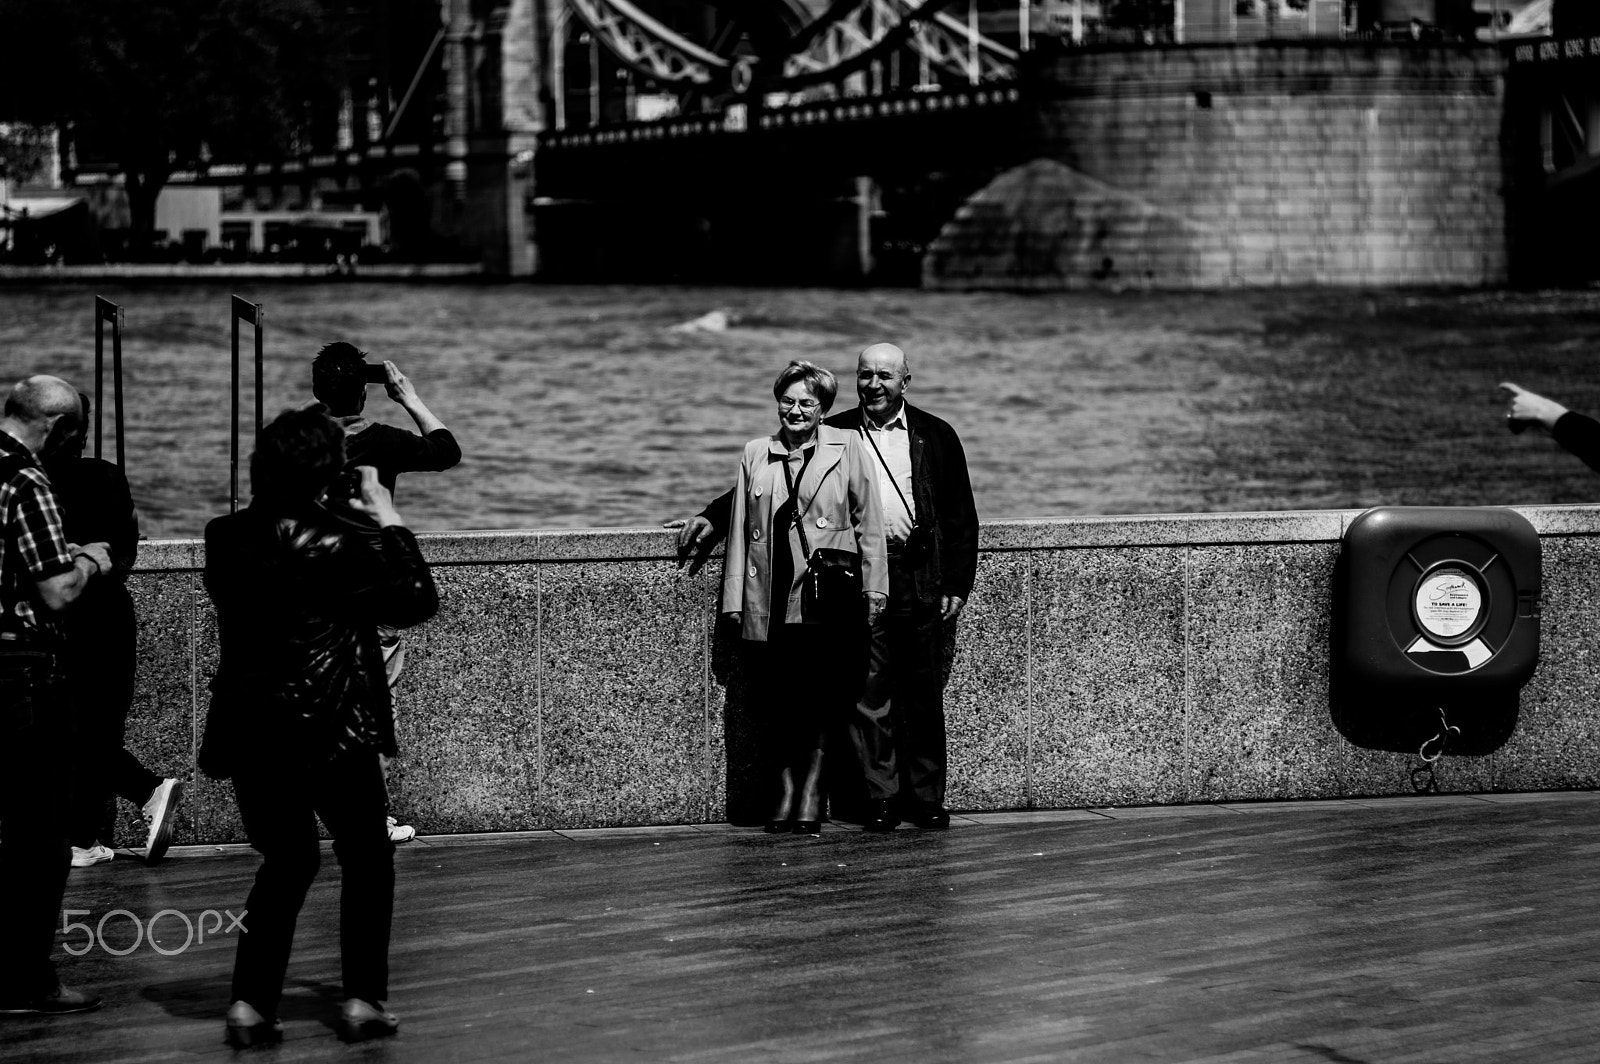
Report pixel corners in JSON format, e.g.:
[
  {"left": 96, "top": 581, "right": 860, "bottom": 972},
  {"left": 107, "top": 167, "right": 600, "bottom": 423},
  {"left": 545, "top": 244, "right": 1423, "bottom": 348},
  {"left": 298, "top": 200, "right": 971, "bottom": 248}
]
[{"left": 60, "top": 1, "right": 1564, "bottom": 287}]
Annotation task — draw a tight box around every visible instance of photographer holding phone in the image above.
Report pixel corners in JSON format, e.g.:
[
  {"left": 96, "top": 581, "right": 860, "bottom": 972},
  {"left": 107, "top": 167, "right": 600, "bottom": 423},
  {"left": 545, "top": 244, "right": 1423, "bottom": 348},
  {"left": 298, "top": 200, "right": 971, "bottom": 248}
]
[
  {"left": 312, "top": 342, "right": 462, "bottom": 499},
  {"left": 311, "top": 342, "right": 460, "bottom": 844}
]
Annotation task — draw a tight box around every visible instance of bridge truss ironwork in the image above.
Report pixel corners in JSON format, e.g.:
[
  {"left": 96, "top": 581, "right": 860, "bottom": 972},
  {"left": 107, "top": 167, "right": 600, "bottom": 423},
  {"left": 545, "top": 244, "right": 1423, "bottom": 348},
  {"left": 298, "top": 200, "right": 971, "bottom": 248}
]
[{"left": 548, "top": 0, "right": 1020, "bottom": 131}]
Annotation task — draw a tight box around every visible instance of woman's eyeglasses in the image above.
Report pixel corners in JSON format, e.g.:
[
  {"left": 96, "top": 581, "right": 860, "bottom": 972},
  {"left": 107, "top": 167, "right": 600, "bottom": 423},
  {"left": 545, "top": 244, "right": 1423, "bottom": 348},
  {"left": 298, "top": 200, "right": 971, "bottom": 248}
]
[{"left": 777, "top": 397, "right": 820, "bottom": 411}]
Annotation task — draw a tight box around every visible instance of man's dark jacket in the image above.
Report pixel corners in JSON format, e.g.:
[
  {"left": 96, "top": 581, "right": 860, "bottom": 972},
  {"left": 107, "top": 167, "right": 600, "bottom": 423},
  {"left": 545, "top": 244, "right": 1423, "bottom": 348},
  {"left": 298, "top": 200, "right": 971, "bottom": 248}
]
[
  {"left": 702, "top": 403, "right": 978, "bottom": 604},
  {"left": 1552, "top": 412, "right": 1600, "bottom": 471},
  {"left": 199, "top": 502, "right": 438, "bottom": 779},
  {"left": 338, "top": 420, "right": 462, "bottom": 499}
]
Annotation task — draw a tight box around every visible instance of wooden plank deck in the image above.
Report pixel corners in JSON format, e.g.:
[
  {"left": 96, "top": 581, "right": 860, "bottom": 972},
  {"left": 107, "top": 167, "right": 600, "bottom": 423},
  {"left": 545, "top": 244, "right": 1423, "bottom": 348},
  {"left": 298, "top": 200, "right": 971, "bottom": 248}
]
[{"left": 5, "top": 791, "right": 1598, "bottom": 1063}]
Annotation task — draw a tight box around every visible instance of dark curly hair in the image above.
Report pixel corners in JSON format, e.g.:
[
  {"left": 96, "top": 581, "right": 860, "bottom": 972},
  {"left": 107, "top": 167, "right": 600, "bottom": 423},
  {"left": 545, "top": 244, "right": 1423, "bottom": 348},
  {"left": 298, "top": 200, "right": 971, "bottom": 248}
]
[
  {"left": 311, "top": 341, "right": 369, "bottom": 415},
  {"left": 251, "top": 406, "right": 346, "bottom": 504}
]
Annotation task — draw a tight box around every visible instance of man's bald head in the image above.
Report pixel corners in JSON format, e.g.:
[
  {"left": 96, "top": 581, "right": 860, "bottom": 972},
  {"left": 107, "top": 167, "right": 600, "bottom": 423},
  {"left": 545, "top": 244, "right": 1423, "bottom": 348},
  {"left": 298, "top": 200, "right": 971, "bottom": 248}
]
[
  {"left": 858, "top": 342, "right": 909, "bottom": 377},
  {"left": 2, "top": 375, "right": 84, "bottom": 457},
  {"left": 5, "top": 376, "right": 81, "bottom": 423}
]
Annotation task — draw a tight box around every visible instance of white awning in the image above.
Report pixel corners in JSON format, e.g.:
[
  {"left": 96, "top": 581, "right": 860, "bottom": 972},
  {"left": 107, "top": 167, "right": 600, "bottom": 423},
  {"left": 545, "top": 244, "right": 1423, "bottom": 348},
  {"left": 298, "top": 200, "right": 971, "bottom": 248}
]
[{"left": 0, "top": 196, "right": 85, "bottom": 222}]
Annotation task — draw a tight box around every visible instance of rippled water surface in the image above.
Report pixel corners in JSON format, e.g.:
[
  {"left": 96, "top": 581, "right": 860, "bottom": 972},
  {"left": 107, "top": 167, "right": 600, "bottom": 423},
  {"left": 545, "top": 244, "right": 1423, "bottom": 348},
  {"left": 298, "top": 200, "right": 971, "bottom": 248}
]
[{"left": 6, "top": 282, "right": 1600, "bottom": 540}]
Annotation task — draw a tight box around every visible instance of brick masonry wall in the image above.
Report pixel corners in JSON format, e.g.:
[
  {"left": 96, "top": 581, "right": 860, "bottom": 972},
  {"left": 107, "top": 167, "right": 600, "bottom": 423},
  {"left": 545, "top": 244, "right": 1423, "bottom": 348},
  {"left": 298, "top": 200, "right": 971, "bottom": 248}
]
[{"left": 926, "top": 43, "right": 1508, "bottom": 289}]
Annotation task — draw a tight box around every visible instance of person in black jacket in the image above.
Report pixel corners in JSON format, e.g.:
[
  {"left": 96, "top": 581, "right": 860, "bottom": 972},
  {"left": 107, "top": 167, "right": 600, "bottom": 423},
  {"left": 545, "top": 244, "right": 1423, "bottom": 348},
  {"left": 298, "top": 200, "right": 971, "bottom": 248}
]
[
  {"left": 200, "top": 406, "right": 438, "bottom": 1047},
  {"left": 669, "top": 343, "right": 979, "bottom": 832},
  {"left": 44, "top": 394, "right": 183, "bottom": 868},
  {"left": 312, "top": 341, "right": 460, "bottom": 844},
  {"left": 1502, "top": 381, "right": 1600, "bottom": 463},
  {"left": 311, "top": 342, "right": 462, "bottom": 499}
]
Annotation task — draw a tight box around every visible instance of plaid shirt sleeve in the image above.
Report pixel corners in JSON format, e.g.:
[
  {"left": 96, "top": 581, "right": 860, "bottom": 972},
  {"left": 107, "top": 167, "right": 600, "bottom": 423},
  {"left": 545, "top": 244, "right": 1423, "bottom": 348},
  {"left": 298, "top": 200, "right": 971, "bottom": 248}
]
[{"left": 14, "top": 469, "right": 75, "bottom": 581}]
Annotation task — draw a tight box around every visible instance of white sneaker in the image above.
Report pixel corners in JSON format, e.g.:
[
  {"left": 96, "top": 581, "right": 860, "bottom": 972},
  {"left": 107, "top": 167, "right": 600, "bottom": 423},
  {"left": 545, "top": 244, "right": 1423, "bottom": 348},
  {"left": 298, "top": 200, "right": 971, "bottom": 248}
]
[
  {"left": 70, "top": 844, "right": 114, "bottom": 868},
  {"left": 386, "top": 816, "right": 416, "bottom": 844},
  {"left": 142, "top": 778, "right": 183, "bottom": 862}
]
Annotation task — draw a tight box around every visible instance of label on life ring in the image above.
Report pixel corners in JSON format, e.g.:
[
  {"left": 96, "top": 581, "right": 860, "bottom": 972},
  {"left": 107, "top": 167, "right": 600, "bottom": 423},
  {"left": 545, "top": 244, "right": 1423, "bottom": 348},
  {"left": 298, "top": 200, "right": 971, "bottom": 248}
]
[{"left": 1415, "top": 568, "right": 1482, "bottom": 640}]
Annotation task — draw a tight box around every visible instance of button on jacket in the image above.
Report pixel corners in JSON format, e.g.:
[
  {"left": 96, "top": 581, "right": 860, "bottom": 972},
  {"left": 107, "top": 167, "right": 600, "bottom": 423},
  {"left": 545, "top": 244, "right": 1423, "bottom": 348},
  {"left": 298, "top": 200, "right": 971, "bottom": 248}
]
[{"left": 721, "top": 425, "right": 887, "bottom": 643}]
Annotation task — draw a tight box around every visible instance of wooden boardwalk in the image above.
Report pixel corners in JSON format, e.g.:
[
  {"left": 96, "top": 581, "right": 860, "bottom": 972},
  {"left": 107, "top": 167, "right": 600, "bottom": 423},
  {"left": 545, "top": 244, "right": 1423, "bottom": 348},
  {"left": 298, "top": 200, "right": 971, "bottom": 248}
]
[{"left": 5, "top": 791, "right": 1598, "bottom": 1063}]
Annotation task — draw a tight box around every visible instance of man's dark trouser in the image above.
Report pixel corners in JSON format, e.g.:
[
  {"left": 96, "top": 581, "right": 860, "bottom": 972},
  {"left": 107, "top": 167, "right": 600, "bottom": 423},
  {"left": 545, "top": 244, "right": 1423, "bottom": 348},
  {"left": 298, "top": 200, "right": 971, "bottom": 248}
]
[
  {"left": 65, "top": 590, "right": 161, "bottom": 848},
  {"left": 847, "top": 553, "right": 947, "bottom": 810},
  {"left": 0, "top": 650, "right": 72, "bottom": 1001},
  {"left": 231, "top": 750, "right": 395, "bottom": 1016}
]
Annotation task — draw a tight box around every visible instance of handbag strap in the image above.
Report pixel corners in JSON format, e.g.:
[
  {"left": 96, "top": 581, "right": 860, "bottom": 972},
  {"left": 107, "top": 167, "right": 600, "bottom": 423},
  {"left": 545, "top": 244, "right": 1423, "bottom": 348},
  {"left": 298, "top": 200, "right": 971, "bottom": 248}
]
[
  {"left": 779, "top": 444, "right": 817, "bottom": 560},
  {"left": 859, "top": 418, "right": 917, "bottom": 527}
]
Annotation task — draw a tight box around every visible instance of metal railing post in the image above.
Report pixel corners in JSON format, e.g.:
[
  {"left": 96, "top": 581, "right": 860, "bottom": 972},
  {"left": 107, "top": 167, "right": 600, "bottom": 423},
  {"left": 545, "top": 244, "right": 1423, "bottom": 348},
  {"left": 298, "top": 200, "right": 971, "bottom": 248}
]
[
  {"left": 229, "top": 295, "right": 265, "bottom": 514},
  {"left": 92, "top": 296, "right": 125, "bottom": 469}
]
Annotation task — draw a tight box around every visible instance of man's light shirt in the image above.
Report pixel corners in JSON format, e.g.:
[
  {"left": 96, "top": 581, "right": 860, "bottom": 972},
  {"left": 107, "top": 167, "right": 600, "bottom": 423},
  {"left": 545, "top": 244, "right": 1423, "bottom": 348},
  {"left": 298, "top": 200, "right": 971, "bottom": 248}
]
[{"left": 864, "top": 403, "right": 915, "bottom": 542}]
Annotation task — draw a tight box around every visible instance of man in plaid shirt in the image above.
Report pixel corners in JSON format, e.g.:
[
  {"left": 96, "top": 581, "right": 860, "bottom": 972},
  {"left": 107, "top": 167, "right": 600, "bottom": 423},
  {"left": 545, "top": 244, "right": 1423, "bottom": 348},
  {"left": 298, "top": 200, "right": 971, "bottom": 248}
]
[{"left": 0, "top": 375, "right": 115, "bottom": 1016}]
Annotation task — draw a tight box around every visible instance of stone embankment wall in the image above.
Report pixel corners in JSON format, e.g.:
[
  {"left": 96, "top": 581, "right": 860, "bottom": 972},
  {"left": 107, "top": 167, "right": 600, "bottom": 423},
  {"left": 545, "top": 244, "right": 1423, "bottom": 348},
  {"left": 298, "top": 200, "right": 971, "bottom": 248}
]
[
  {"left": 119, "top": 508, "right": 1600, "bottom": 847},
  {"left": 926, "top": 44, "right": 1507, "bottom": 289}
]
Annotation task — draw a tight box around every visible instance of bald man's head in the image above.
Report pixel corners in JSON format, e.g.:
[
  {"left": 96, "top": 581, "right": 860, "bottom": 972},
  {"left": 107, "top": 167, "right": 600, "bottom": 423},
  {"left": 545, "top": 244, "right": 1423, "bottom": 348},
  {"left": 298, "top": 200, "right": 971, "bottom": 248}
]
[
  {"left": 856, "top": 343, "right": 910, "bottom": 424},
  {"left": 5, "top": 376, "right": 80, "bottom": 423},
  {"left": 2, "top": 376, "right": 83, "bottom": 456},
  {"left": 858, "top": 343, "right": 908, "bottom": 376}
]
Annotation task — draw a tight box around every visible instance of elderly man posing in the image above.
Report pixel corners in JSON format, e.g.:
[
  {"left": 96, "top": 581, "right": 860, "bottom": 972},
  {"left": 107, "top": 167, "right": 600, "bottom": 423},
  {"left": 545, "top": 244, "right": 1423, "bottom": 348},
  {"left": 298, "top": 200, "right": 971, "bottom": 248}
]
[
  {"left": 671, "top": 343, "right": 978, "bottom": 831},
  {"left": 0, "top": 376, "right": 114, "bottom": 1016}
]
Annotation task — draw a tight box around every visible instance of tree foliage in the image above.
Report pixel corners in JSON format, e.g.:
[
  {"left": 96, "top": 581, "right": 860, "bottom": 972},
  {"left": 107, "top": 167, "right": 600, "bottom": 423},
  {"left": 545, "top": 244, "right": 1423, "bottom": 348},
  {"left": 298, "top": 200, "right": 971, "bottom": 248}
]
[
  {"left": 0, "top": 123, "right": 53, "bottom": 183},
  {"left": 0, "top": 0, "right": 344, "bottom": 239}
]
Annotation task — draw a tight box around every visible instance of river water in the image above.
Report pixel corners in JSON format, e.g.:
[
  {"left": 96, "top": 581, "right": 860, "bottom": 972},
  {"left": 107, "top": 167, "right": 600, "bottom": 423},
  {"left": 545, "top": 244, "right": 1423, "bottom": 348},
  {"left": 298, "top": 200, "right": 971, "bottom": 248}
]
[{"left": 5, "top": 281, "right": 1600, "bottom": 540}]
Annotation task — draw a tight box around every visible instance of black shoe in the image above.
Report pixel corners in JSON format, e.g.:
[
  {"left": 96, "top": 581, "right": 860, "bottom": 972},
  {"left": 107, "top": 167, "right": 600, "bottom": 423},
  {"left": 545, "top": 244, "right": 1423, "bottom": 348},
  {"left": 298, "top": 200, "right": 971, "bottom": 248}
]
[
  {"left": 763, "top": 819, "right": 793, "bottom": 834},
  {"left": 0, "top": 983, "right": 102, "bottom": 1016},
  {"left": 861, "top": 799, "right": 899, "bottom": 833},
  {"left": 909, "top": 805, "right": 951, "bottom": 830},
  {"left": 791, "top": 820, "right": 822, "bottom": 836}
]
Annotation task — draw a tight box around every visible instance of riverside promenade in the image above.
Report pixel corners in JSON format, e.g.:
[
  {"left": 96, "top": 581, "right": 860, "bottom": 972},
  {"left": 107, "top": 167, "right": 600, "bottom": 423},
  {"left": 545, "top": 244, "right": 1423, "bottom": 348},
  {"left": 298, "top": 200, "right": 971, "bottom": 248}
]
[{"left": 7, "top": 790, "right": 1596, "bottom": 1063}]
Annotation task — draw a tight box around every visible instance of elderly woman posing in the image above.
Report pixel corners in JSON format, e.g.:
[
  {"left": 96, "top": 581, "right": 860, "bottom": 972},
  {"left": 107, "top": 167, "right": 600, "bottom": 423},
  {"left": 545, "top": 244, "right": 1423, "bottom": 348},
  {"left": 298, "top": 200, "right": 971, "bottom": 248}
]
[{"left": 723, "top": 361, "right": 887, "bottom": 835}]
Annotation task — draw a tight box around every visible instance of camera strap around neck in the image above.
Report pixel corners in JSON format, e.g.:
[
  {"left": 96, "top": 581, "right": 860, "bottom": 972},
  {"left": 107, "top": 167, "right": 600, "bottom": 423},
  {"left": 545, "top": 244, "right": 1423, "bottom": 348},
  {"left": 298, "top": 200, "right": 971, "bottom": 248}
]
[
  {"left": 779, "top": 444, "right": 817, "bottom": 559},
  {"left": 860, "top": 415, "right": 917, "bottom": 528}
]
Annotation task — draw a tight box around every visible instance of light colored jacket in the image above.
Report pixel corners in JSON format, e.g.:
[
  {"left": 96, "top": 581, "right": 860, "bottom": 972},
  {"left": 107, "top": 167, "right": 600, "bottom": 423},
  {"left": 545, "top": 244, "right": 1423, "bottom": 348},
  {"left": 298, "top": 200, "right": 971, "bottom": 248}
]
[{"left": 721, "top": 425, "right": 887, "bottom": 642}]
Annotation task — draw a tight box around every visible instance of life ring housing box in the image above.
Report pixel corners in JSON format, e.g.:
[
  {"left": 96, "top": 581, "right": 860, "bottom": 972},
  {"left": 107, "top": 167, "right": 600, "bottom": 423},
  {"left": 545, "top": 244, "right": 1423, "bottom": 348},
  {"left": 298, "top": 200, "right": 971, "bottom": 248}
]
[{"left": 1333, "top": 506, "right": 1541, "bottom": 754}]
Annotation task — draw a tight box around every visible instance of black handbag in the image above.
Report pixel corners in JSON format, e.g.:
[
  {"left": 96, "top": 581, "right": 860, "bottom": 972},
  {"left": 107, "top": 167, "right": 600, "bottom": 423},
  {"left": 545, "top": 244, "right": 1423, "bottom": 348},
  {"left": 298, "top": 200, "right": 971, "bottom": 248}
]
[
  {"left": 800, "top": 547, "right": 863, "bottom": 624},
  {"left": 780, "top": 447, "right": 864, "bottom": 625}
]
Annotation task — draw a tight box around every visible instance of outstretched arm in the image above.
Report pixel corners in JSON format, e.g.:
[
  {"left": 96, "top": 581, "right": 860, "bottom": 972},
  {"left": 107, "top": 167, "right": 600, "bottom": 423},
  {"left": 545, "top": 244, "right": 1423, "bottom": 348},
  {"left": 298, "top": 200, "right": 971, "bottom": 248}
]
[
  {"left": 1501, "top": 381, "right": 1600, "bottom": 475},
  {"left": 1500, "top": 382, "right": 1568, "bottom": 431}
]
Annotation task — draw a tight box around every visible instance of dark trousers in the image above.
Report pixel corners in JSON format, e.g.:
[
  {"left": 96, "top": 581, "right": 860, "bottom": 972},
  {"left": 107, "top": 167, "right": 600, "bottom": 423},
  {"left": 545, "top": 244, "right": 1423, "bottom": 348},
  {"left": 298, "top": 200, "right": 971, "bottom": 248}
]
[
  {"left": 65, "top": 590, "right": 160, "bottom": 847},
  {"left": 755, "top": 621, "right": 842, "bottom": 786},
  {"left": 847, "top": 553, "right": 948, "bottom": 809},
  {"left": 230, "top": 751, "right": 395, "bottom": 1016},
  {"left": 0, "top": 652, "right": 72, "bottom": 1000}
]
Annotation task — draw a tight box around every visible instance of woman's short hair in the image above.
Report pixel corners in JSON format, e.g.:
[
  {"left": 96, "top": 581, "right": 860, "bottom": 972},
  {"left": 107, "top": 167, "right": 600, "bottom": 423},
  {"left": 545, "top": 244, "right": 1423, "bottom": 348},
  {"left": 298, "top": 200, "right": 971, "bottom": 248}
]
[
  {"left": 251, "top": 406, "right": 346, "bottom": 504},
  {"left": 772, "top": 360, "right": 838, "bottom": 413}
]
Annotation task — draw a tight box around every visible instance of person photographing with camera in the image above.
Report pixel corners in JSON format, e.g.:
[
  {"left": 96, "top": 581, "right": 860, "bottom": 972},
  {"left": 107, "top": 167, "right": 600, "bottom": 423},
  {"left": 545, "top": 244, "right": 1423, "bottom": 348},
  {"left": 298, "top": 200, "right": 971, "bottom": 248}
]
[
  {"left": 312, "top": 342, "right": 461, "bottom": 500},
  {"left": 201, "top": 408, "right": 439, "bottom": 1046},
  {"left": 311, "top": 342, "right": 460, "bottom": 844}
]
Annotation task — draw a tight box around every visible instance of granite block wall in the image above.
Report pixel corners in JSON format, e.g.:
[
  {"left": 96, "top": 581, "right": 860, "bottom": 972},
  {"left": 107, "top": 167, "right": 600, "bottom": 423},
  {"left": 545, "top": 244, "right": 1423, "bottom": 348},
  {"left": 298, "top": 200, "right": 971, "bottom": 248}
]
[
  {"left": 112, "top": 507, "right": 1600, "bottom": 846},
  {"left": 925, "top": 43, "right": 1507, "bottom": 289}
]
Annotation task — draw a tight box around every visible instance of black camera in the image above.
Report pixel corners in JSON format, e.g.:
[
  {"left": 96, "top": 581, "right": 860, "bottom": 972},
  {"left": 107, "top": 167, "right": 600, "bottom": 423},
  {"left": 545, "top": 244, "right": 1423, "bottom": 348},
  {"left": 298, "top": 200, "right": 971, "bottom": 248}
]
[
  {"left": 328, "top": 467, "right": 364, "bottom": 504},
  {"left": 363, "top": 363, "right": 388, "bottom": 385},
  {"left": 901, "top": 523, "right": 932, "bottom": 563}
]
